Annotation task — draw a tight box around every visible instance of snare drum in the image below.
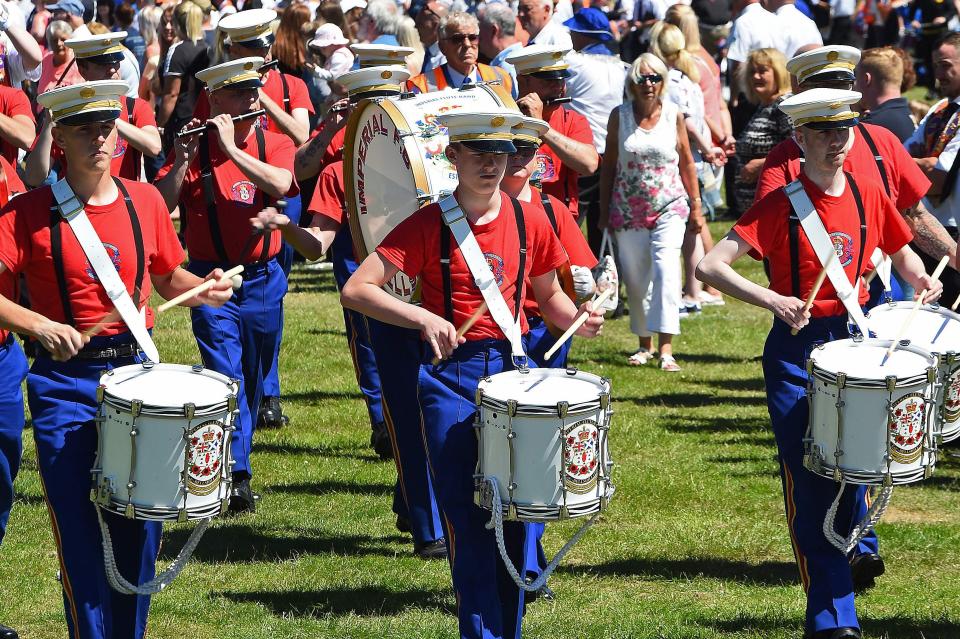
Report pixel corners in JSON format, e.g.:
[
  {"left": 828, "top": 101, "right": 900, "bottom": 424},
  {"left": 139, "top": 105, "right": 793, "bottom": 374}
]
[
  {"left": 868, "top": 302, "right": 960, "bottom": 442},
  {"left": 344, "top": 84, "right": 518, "bottom": 302},
  {"left": 92, "top": 363, "right": 238, "bottom": 521},
  {"left": 805, "top": 338, "right": 938, "bottom": 485},
  {"left": 474, "top": 368, "right": 614, "bottom": 521}
]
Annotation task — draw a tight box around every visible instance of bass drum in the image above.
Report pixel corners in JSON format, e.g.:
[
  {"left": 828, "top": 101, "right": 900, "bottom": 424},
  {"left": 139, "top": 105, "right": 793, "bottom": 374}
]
[{"left": 344, "top": 83, "right": 518, "bottom": 301}]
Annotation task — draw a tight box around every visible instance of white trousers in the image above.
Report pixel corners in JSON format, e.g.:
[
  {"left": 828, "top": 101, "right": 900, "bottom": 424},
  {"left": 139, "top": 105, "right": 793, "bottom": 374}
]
[{"left": 615, "top": 214, "right": 685, "bottom": 337}]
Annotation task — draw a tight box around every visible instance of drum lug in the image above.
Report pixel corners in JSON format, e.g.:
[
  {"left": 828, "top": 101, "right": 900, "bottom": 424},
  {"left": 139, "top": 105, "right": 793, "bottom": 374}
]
[
  {"left": 475, "top": 388, "right": 484, "bottom": 407},
  {"left": 507, "top": 503, "right": 517, "bottom": 520},
  {"left": 130, "top": 399, "right": 142, "bottom": 418},
  {"left": 96, "top": 384, "right": 105, "bottom": 403},
  {"left": 507, "top": 400, "right": 518, "bottom": 418},
  {"left": 885, "top": 375, "right": 897, "bottom": 392},
  {"left": 832, "top": 467, "right": 842, "bottom": 482},
  {"left": 924, "top": 464, "right": 934, "bottom": 480},
  {"left": 928, "top": 367, "right": 937, "bottom": 384},
  {"left": 227, "top": 394, "right": 238, "bottom": 413},
  {"left": 805, "top": 359, "right": 814, "bottom": 376},
  {"left": 599, "top": 392, "right": 610, "bottom": 410},
  {"left": 565, "top": 367, "right": 578, "bottom": 376},
  {"left": 192, "top": 363, "right": 204, "bottom": 373},
  {"left": 836, "top": 372, "right": 846, "bottom": 389},
  {"left": 124, "top": 501, "right": 135, "bottom": 519},
  {"left": 883, "top": 474, "right": 893, "bottom": 488},
  {"left": 177, "top": 508, "right": 188, "bottom": 524},
  {"left": 557, "top": 401, "right": 569, "bottom": 419},
  {"left": 559, "top": 505, "right": 570, "bottom": 519},
  {"left": 184, "top": 403, "right": 196, "bottom": 420}
]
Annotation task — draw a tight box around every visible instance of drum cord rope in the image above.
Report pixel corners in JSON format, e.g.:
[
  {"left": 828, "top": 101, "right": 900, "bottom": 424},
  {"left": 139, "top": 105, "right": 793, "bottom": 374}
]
[
  {"left": 96, "top": 507, "right": 210, "bottom": 595},
  {"left": 485, "top": 477, "right": 599, "bottom": 594},
  {"left": 822, "top": 480, "right": 893, "bottom": 554}
]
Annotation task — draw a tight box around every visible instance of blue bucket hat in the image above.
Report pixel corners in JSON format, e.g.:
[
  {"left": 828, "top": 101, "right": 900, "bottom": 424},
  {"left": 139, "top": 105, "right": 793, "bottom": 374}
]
[{"left": 562, "top": 8, "right": 613, "bottom": 42}]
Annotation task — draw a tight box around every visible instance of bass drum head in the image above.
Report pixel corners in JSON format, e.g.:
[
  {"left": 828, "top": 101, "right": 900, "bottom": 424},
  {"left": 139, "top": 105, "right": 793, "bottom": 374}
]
[{"left": 345, "top": 85, "right": 517, "bottom": 301}]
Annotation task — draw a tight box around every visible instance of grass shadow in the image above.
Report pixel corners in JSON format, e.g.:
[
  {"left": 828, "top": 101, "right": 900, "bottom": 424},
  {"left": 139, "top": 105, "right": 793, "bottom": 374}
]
[
  {"left": 255, "top": 441, "right": 382, "bottom": 462},
  {"left": 306, "top": 327, "right": 348, "bottom": 337},
  {"left": 670, "top": 415, "right": 771, "bottom": 436},
  {"left": 282, "top": 389, "right": 364, "bottom": 402},
  {"left": 158, "top": 524, "right": 407, "bottom": 562},
  {"left": 619, "top": 393, "right": 766, "bottom": 408},
  {"left": 13, "top": 491, "right": 45, "bottom": 506},
  {"left": 706, "top": 614, "right": 960, "bottom": 638},
  {"left": 219, "top": 585, "right": 453, "bottom": 618},
  {"left": 701, "top": 378, "right": 766, "bottom": 393},
  {"left": 560, "top": 556, "right": 798, "bottom": 587},
  {"left": 267, "top": 479, "right": 393, "bottom": 497},
  {"left": 587, "top": 352, "right": 759, "bottom": 367}
]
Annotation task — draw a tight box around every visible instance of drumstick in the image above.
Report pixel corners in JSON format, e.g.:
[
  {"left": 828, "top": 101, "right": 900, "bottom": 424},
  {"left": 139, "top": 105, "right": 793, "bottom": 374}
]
[
  {"left": 883, "top": 255, "right": 950, "bottom": 362},
  {"left": 157, "top": 265, "right": 245, "bottom": 313},
  {"left": 82, "top": 307, "right": 122, "bottom": 339},
  {"left": 431, "top": 302, "right": 488, "bottom": 366},
  {"left": 791, "top": 253, "right": 833, "bottom": 336},
  {"left": 543, "top": 286, "right": 615, "bottom": 361},
  {"left": 952, "top": 293, "right": 960, "bottom": 312}
]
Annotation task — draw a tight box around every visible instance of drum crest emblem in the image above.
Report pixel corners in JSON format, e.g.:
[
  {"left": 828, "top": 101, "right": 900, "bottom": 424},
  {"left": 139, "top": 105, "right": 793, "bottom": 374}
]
[
  {"left": 829, "top": 231, "right": 854, "bottom": 266},
  {"left": 230, "top": 180, "right": 257, "bottom": 205},
  {"left": 186, "top": 421, "right": 225, "bottom": 495},
  {"left": 563, "top": 420, "right": 599, "bottom": 494},
  {"left": 535, "top": 153, "right": 556, "bottom": 182},
  {"left": 484, "top": 252, "right": 504, "bottom": 285},
  {"left": 945, "top": 369, "right": 960, "bottom": 423},
  {"left": 113, "top": 136, "right": 127, "bottom": 159},
  {"left": 85, "top": 243, "right": 122, "bottom": 281},
  {"left": 888, "top": 393, "right": 926, "bottom": 464}
]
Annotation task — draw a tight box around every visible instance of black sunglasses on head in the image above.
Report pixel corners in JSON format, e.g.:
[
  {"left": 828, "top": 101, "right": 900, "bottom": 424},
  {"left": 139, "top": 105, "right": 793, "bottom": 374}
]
[
  {"left": 635, "top": 73, "right": 663, "bottom": 84},
  {"left": 443, "top": 33, "right": 479, "bottom": 44}
]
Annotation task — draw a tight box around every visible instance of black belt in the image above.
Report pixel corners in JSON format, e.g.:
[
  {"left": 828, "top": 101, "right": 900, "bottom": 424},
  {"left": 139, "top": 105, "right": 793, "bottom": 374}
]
[{"left": 74, "top": 343, "right": 141, "bottom": 360}]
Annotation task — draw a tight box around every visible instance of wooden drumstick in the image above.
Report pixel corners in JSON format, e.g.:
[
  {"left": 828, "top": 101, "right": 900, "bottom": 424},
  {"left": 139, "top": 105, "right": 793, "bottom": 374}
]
[
  {"left": 82, "top": 307, "right": 122, "bottom": 339},
  {"left": 543, "top": 286, "right": 615, "bottom": 361},
  {"left": 951, "top": 292, "right": 960, "bottom": 312},
  {"left": 431, "top": 302, "right": 488, "bottom": 366},
  {"left": 157, "top": 265, "right": 245, "bottom": 313},
  {"left": 884, "top": 255, "right": 950, "bottom": 362},
  {"left": 791, "top": 254, "right": 833, "bottom": 336}
]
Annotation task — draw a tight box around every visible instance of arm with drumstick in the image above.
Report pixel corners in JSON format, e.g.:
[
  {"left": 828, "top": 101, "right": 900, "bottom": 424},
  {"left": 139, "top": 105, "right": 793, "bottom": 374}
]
[
  {"left": 883, "top": 253, "right": 948, "bottom": 360},
  {"left": 790, "top": 253, "right": 833, "bottom": 336}
]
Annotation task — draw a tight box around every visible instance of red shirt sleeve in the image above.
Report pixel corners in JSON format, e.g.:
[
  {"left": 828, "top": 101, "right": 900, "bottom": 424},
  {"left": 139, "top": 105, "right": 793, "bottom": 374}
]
[
  {"left": 874, "top": 183, "right": 914, "bottom": 254},
  {"left": 2, "top": 156, "right": 25, "bottom": 195},
  {"left": 0, "top": 196, "right": 28, "bottom": 274},
  {"left": 547, "top": 195, "right": 597, "bottom": 268},
  {"left": 877, "top": 130, "right": 930, "bottom": 210},
  {"left": 265, "top": 132, "right": 299, "bottom": 197},
  {"left": 4, "top": 88, "right": 34, "bottom": 122},
  {"left": 285, "top": 74, "right": 315, "bottom": 115},
  {"left": 307, "top": 161, "right": 346, "bottom": 225},
  {"left": 525, "top": 199, "right": 568, "bottom": 277},
  {"left": 376, "top": 205, "right": 431, "bottom": 277},
  {"left": 733, "top": 188, "right": 789, "bottom": 260},
  {"left": 756, "top": 139, "right": 800, "bottom": 203},
  {"left": 133, "top": 96, "right": 158, "bottom": 129}
]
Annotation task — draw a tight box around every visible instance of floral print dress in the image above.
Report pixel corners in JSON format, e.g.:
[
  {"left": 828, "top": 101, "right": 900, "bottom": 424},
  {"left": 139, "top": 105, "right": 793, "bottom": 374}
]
[{"left": 610, "top": 99, "right": 690, "bottom": 231}]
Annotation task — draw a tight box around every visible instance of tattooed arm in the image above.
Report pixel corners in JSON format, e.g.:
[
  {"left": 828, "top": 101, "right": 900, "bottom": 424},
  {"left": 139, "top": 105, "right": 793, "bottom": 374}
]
[{"left": 903, "top": 202, "right": 958, "bottom": 267}]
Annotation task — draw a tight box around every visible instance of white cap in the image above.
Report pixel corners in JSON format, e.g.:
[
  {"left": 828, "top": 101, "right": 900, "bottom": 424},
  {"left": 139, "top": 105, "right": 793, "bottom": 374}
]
[
  {"left": 337, "top": 65, "right": 411, "bottom": 99},
  {"left": 218, "top": 8, "right": 277, "bottom": 48},
  {"left": 511, "top": 116, "right": 549, "bottom": 146},
  {"left": 786, "top": 45, "right": 861, "bottom": 86},
  {"left": 778, "top": 88, "right": 862, "bottom": 129},
  {"left": 350, "top": 43, "right": 414, "bottom": 68},
  {"left": 196, "top": 56, "right": 265, "bottom": 92},
  {"left": 310, "top": 23, "right": 349, "bottom": 48},
  {"left": 437, "top": 111, "right": 524, "bottom": 154},
  {"left": 341, "top": 0, "right": 367, "bottom": 12},
  {"left": 38, "top": 80, "right": 128, "bottom": 125},
  {"left": 64, "top": 31, "right": 128, "bottom": 63},
  {"left": 505, "top": 44, "right": 571, "bottom": 79}
]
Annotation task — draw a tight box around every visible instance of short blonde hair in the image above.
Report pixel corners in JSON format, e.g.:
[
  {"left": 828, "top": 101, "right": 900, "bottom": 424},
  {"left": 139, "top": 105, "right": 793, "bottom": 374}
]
[
  {"left": 664, "top": 4, "right": 701, "bottom": 52},
  {"left": 629, "top": 53, "right": 668, "bottom": 100},
  {"left": 741, "top": 47, "right": 790, "bottom": 105},
  {"left": 859, "top": 47, "right": 904, "bottom": 91}
]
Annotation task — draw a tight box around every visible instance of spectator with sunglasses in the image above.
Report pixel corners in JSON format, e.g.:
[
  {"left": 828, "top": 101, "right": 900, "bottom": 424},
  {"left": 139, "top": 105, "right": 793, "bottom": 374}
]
[
  {"left": 414, "top": 1, "right": 447, "bottom": 75},
  {"left": 599, "top": 53, "right": 704, "bottom": 372},
  {"left": 406, "top": 11, "right": 512, "bottom": 94}
]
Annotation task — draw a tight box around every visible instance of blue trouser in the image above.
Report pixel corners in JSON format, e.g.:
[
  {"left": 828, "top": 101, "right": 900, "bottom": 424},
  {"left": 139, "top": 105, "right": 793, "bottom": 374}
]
[
  {"left": 866, "top": 272, "right": 906, "bottom": 309},
  {"left": 417, "top": 339, "right": 532, "bottom": 639},
  {"left": 28, "top": 335, "right": 162, "bottom": 639},
  {"left": 0, "top": 335, "right": 27, "bottom": 546},
  {"left": 262, "top": 194, "right": 303, "bottom": 400},
  {"left": 331, "top": 226, "right": 384, "bottom": 429},
  {"left": 367, "top": 318, "right": 443, "bottom": 545},
  {"left": 763, "top": 316, "right": 871, "bottom": 633},
  {"left": 189, "top": 259, "right": 287, "bottom": 479}
]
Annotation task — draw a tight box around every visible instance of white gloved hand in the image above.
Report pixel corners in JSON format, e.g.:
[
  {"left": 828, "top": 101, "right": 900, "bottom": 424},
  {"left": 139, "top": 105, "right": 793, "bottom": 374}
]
[
  {"left": 571, "top": 265, "right": 596, "bottom": 300},
  {"left": 312, "top": 65, "right": 334, "bottom": 81}
]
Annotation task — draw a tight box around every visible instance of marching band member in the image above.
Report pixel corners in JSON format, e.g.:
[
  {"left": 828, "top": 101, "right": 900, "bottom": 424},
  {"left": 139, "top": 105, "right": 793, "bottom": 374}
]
[
  {"left": 0, "top": 80, "right": 233, "bottom": 639},
  {"left": 251, "top": 66, "right": 447, "bottom": 558},
  {"left": 755, "top": 44, "right": 947, "bottom": 589},
  {"left": 25, "top": 32, "right": 161, "bottom": 187},
  {"left": 697, "top": 89, "right": 940, "bottom": 639},
  {"left": 506, "top": 44, "right": 599, "bottom": 217},
  {"left": 156, "top": 58, "right": 296, "bottom": 514},
  {"left": 405, "top": 12, "right": 513, "bottom": 94},
  {"left": 341, "top": 111, "right": 604, "bottom": 639},
  {"left": 0, "top": 154, "right": 26, "bottom": 639},
  {"left": 214, "top": 8, "right": 316, "bottom": 429}
]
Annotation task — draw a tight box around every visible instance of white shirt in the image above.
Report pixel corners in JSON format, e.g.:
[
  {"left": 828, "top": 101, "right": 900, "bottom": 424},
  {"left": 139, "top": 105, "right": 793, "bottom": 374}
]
[
  {"left": 422, "top": 41, "right": 446, "bottom": 74},
  {"left": 905, "top": 97, "right": 960, "bottom": 228},
  {"left": 775, "top": 4, "right": 822, "bottom": 58},
  {"left": 565, "top": 50, "right": 628, "bottom": 153},
  {"left": 726, "top": 2, "right": 781, "bottom": 63},
  {"left": 552, "top": 0, "right": 574, "bottom": 23},
  {"left": 0, "top": 2, "right": 38, "bottom": 86},
  {"left": 445, "top": 63, "right": 479, "bottom": 87},
  {"left": 529, "top": 18, "right": 572, "bottom": 49},
  {"left": 830, "top": 0, "right": 856, "bottom": 18},
  {"left": 119, "top": 47, "right": 140, "bottom": 98}
]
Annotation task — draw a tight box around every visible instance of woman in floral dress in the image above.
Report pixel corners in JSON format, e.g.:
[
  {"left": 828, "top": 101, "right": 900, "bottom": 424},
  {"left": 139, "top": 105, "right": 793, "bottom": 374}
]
[{"left": 599, "top": 53, "right": 705, "bottom": 372}]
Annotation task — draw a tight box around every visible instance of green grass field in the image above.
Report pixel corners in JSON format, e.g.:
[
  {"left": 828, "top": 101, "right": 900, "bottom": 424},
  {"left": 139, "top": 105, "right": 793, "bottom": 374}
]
[{"left": 2, "top": 222, "right": 960, "bottom": 638}]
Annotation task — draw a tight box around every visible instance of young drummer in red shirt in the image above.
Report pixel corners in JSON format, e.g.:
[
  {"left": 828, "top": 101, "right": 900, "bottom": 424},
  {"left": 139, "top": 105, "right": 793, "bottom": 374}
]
[
  {"left": 697, "top": 89, "right": 940, "bottom": 639},
  {"left": 341, "top": 112, "right": 604, "bottom": 639},
  {"left": 0, "top": 80, "right": 233, "bottom": 639}
]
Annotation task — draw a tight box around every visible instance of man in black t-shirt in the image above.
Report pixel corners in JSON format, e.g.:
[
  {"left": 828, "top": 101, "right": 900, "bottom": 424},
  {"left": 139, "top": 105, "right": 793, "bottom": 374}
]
[
  {"left": 856, "top": 47, "right": 916, "bottom": 142},
  {"left": 157, "top": 37, "right": 209, "bottom": 152}
]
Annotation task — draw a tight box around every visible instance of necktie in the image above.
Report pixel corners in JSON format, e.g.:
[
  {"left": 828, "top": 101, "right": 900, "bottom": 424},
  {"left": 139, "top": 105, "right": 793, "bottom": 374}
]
[
  {"left": 924, "top": 100, "right": 960, "bottom": 158},
  {"left": 461, "top": 76, "right": 473, "bottom": 88}
]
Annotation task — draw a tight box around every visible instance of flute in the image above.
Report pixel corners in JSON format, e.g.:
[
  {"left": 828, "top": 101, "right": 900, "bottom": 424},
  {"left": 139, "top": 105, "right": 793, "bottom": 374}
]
[
  {"left": 545, "top": 97, "right": 572, "bottom": 106},
  {"left": 258, "top": 59, "right": 279, "bottom": 73},
  {"left": 176, "top": 109, "right": 266, "bottom": 139}
]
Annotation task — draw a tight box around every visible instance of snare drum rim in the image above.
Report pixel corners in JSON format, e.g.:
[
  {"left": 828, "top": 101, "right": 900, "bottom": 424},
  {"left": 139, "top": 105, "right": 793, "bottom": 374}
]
[
  {"left": 808, "top": 339, "right": 938, "bottom": 389},
  {"left": 476, "top": 368, "right": 611, "bottom": 411},
  {"left": 98, "top": 363, "right": 238, "bottom": 416},
  {"left": 868, "top": 302, "right": 960, "bottom": 358}
]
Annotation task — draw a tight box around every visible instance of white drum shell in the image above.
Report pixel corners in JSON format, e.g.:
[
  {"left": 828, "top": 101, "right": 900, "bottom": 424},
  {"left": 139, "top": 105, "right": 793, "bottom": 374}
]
[
  {"left": 345, "top": 85, "right": 517, "bottom": 301},
  {"left": 94, "top": 363, "right": 238, "bottom": 521},
  {"left": 806, "top": 339, "right": 937, "bottom": 486},
  {"left": 868, "top": 302, "right": 960, "bottom": 442},
  {"left": 475, "top": 368, "right": 614, "bottom": 521}
]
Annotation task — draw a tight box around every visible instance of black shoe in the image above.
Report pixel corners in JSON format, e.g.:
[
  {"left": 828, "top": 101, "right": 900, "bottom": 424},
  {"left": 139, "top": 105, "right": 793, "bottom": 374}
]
[
  {"left": 370, "top": 421, "right": 393, "bottom": 460},
  {"left": 395, "top": 514, "right": 411, "bottom": 534},
  {"left": 804, "top": 628, "right": 861, "bottom": 639},
  {"left": 413, "top": 538, "right": 447, "bottom": 559},
  {"left": 257, "top": 396, "right": 285, "bottom": 429},
  {"left": 228, "top": 478, "right": 257, "bottom": 514},
  {"left": 850, "top": 552, "right": 885, "bottom": 592},
  {"left": 0, "top": 622, "right": 18, "bottom": 639}
]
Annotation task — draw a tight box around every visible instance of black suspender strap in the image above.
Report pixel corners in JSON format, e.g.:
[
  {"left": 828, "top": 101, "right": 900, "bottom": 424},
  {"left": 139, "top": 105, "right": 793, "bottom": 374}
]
[
  {"left": 114, "top": 178, "right": 145, "bottom": 306},
  {"left": 845, "top": 172, "right": 868, "bottom": 280},
  {"left": 49, "top": 208, "right": 74, "bottom": 326},
  {"left": 199, "top": 135, "right": 231, "bottom": 263},
  {"left": 440, "top": 223, "right": 454, "bottom": 322},
  {"left": 510, "top": 196, "right": 526, "bottom": 322},
  {"left": 784, "top": 191, "right": 802, "bottom": 299},
  {"left": 856, "top": 123, "right": 890, "bottom": 197},
  {"left": 126, "top": 96, "right": 134, "bottom": 124},
  {"left": 280, "top": 73, "right": 290, "bottom": 112},
  {"left": 539, "top": 191, "right": 558, "bottom": 234},
  {"left": 255, "top": 127, "right": 273, "bottom": 263}
]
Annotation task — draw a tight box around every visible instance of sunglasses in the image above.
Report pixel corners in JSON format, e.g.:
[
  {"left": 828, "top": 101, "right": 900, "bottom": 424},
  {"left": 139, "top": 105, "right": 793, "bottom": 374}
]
[
  {"left": 510, "top": 146, "right": 538, "bottom": 160},
  {"left": 443, "top": 33, "right": 480, "bottom": 45},
  {"left": 635, "top": 73, "right": 663, "bottom": 85}
]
